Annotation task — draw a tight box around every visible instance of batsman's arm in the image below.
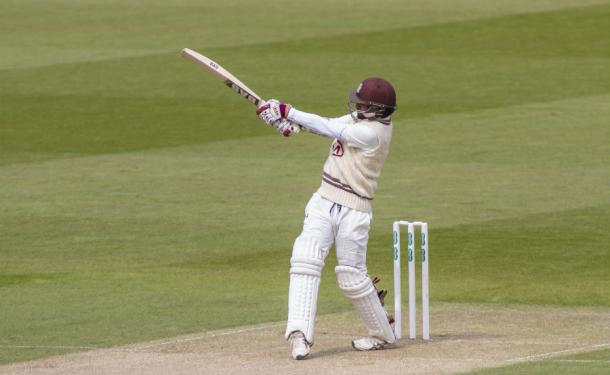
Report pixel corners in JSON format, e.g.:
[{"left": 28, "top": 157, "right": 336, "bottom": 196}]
[{"left": 287, "top": 109, "right": 379, "bottom": 149}]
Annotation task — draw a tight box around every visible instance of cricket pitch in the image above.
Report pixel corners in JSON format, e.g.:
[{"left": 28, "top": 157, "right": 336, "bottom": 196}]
[{"left": 1, "top": 303, "right": 608, "bottom": 375}]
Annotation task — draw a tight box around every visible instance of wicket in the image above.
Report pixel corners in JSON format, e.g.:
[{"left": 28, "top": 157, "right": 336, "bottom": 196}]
[{"left": 393, "top": 220, "right": 430, "bottom": 340}]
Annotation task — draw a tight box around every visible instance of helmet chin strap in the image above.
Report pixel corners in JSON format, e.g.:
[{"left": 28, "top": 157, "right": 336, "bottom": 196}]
[
  {"left": 348, "top": 102, "right": 380, "bottom": 121},
  {"left": 356, "top": 111, "right": 376, "bottom": 120}
]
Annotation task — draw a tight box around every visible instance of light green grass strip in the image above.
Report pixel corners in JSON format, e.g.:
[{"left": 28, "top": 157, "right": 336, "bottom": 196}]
[
  {"left": 2, "top": 0, "right": 608, "bottom": 69},
  {"left": 462, "top": 347, "right": 610, "bottom": 375}
]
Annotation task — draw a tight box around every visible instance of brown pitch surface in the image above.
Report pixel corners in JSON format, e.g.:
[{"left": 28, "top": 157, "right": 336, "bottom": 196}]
[{"left": 2, "top": 303, "right": 608, "bottom": 375}]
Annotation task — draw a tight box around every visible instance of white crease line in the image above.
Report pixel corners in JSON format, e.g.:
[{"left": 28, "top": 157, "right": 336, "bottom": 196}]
[
  {"left": 0, "top": 322, "right": 286, "bottom": 353},
  {"left": 550, "top": 359, "right": 610, "bottom": 363},
  {"left": 137, "top": 322, "right": 285, "bottom": 349},
  {"left": 440, "top": 339, "right": 587, "bottom": 345},
  {"left": 0, "top": 345, "right": 98, "bottom": 350},
  {"left": 505, "top": 343, "right": 610, "bottom": 363},
  {"left": 4, "top": 331, "right": 608, "bottom": 361}
]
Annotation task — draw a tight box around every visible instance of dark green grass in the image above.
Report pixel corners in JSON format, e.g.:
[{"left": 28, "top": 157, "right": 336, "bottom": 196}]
[
  {"left": 564, "top": 348, "right": 610, "bottom": 361},
  {"left": 308, "top": 4, "right": 610, "bottom": 58},
  {"left": 405, "top": 206, "right": 609, "bottom": 306},
  {"left": 1, "top": 0, "right": 609, "bottom": 367}
]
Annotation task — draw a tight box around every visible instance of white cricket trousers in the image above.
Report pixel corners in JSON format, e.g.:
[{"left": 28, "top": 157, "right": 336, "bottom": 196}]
[
  {"left": 302, "top": 193, "right": 372, "bottom": 271},
  {"left": 285, "top": 193, "right": 373, "bottom": 342}
]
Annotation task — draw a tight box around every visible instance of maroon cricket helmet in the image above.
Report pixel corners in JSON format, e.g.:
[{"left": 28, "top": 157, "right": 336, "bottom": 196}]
[{"left": 348, "top": 77, "right": 396, "bottom": 119}]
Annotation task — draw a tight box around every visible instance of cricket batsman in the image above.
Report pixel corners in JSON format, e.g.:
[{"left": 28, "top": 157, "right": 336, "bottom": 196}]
[{"left": 256, "top": 77, "right": 396, "bottom": 360}]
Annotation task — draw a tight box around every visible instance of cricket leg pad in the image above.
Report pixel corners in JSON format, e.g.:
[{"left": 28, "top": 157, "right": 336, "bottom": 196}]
[
  {"left": 285, "top": 235, "right": 325, "bottom": 344},
  {"left": 335, "top": 265, "right": 396, "bottom": 343}
]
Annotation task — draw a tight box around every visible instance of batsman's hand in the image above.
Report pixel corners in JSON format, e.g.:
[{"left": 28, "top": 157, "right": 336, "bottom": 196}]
[
  {"left": 273, "top": 118, "right": 301, "bottom": 137},
  {"left": 371, "top": 277, "right": 388, "bottom": 306},
  {"left": 256, "top": 99, "right": 299, "bottom": 137},
  {"left": 256, "top": 99, "right": 292, "bottom": 125},
  {"left": 372, "top": 276, "right": 395, "bottom": 325}
]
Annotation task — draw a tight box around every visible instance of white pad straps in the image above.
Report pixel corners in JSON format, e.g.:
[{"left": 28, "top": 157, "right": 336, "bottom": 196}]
[
  {"left": 290, "top": 257, "right": 324, "bottom": 277},
  {"left": 335, "top": 265, "right": 396, "bottom": 343}
]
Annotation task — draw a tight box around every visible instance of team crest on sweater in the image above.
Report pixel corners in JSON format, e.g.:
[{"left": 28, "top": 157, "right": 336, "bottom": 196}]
[{"left": 331, "top": 140, "right": 344, "bottom": 157}]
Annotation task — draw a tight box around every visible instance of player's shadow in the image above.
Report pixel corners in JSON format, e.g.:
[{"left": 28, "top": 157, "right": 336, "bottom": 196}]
[
  {"left": 309, "top": 332, "right": 504, "bottom": 359},
  {"left": 309, "top": 341, "right": 404, "bottom": 359},
  {"left": 308, "top": 345, "right": 357, "bottom": 359}
]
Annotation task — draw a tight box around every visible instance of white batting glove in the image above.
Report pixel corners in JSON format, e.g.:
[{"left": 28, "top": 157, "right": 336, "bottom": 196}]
[
  {"left": 256, "top": 99, "right": 292, "bottom": 125},
  {"left": 273, "top": 119, "right": 301, "bottom": 137}
]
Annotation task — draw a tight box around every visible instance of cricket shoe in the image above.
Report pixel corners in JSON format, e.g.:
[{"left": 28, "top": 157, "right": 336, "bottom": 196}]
[
  {"left": 288, "top": 331, "right": 311, "bottom": 360},
  {"left": 351, "top": 336, "right": 389, "bottom": 351}
]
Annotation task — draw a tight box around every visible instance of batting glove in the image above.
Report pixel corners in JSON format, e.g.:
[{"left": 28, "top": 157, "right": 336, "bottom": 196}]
[
  {"left": 273, "top": 119, "right": 301, "bottom": 137},
  {"left": 256, "top": 99, "right": 292, "bottom": 125}
]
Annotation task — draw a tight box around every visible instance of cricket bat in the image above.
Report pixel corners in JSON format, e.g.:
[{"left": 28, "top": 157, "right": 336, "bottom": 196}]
[
  {"left": 181, "top": 48, "right": 304, "bottom": 133},
  {"left": 181, "top": 48, "right": 263, "bottom": 106}
]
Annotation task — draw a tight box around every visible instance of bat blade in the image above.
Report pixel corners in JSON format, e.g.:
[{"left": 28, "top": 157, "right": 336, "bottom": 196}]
[
  {"left": 181, "top": 48, "right": 306, "bottom": 135},
  {"left": 181, "top": 48, "right": 262, "bottom": 106}
]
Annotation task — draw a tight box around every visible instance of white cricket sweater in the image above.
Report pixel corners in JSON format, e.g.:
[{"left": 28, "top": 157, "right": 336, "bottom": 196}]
[{"left": 287, "top": 109, "right": 393, "bottom": 212}]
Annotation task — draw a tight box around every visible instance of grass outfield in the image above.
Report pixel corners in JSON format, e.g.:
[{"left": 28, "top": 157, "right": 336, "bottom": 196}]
[
  {"left": 1, "top": 0, "right": 609, "bottom": 368},
  {"left": 462, "top": 348, "right": 610, "bottom": 375}
]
